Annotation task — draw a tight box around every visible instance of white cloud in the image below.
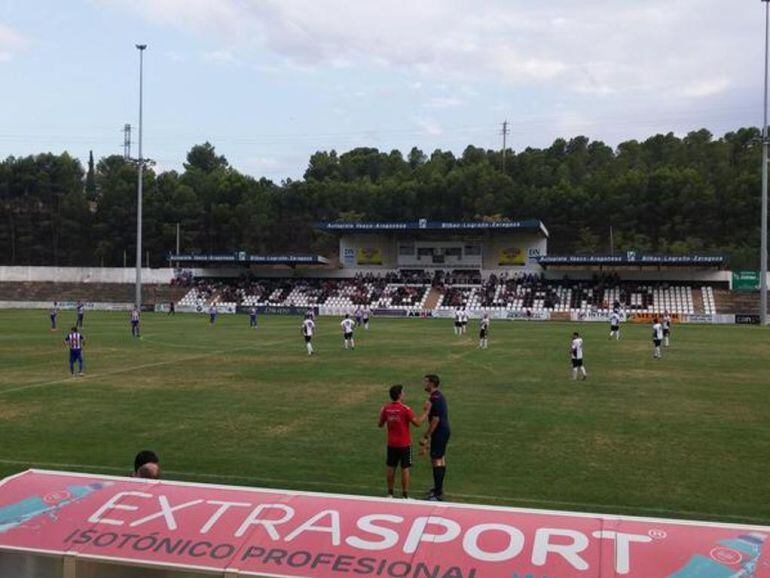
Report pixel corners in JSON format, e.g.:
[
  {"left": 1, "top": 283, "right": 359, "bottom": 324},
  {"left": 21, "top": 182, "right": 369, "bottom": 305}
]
[
  {"left": 424, "top": 96, "right": 464, "bottom": 109},
  {"left": 203, "top": 49, "right": 237, "bottom": 64},
  {"left": 96, "top": 0, "right": 756, "bottom": 101},
  {"left": 0, "top": 21, "right": 29, "bottom": 62},
  {"left": 679, "top": 79, "right": 731, "bottom": 99},
  {"left": 413, "top": 116, "right": 443, "bottom": 137}
]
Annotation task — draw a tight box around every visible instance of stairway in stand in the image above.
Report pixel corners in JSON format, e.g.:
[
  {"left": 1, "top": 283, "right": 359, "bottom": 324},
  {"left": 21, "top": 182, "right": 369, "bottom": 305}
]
[{"left": 422, "top": 287, "right": 443, "bottom": 310}]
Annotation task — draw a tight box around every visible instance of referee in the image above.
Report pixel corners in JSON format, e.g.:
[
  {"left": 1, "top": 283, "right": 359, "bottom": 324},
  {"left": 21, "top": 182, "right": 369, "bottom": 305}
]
[{"left": 420, "top": 374, "right": 450, "bottom": 501}]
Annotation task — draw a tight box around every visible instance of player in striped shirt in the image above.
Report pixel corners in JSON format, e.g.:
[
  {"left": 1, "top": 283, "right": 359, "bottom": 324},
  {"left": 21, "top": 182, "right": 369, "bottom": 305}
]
[
  {"left": 130, "top": 308, "right": 141, "bottom": 338},
  {"left": 453, "top": 308, "right": 462, "bottom": 336},
  {"left": 302, "top": 314, "right": 315, "bottom": 356},
  {"left": 341, "top": 314, "right": 356, "bottom": 350},
  {"left": 363, "top": 307, "right": 370, "bottom": 330},
  {"left": 64, "top": 327, "right": 85, "bottom": 376}
]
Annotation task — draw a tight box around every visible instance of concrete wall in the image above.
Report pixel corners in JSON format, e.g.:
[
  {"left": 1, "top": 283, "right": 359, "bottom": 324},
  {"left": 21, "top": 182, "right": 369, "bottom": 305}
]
[
  {"left": 0, "top": 267, "right": 175, "bottom": 284},
  {"left": 542, "top": 269, "right": 732, "bottom": 284}
]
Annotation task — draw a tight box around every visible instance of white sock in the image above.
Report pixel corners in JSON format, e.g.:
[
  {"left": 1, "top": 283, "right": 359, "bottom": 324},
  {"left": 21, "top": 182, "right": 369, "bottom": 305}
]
[
  {"left": 571, "top": 368, "right": 578, "bottom": 380},
  {"left": 307, "top": 343, "right": 313, "bottom": 355},
  {"left": 351, "top": 340, "right": 355, "bottom": 348},
  {"left": 580, "top": 366, "right": 587, "bottom": 378}
]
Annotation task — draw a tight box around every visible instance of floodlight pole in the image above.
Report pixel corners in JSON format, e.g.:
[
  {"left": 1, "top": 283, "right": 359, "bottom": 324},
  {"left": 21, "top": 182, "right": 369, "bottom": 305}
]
[{"left": 135, "top": 44, "right": 147, "bottom": 310}]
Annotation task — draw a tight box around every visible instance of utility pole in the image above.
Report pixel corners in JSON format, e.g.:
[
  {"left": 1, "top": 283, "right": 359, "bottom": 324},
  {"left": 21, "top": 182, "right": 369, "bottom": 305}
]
[
  {"left": 135, "top": 44, "right": 147, "bottom": 310},
  {"left": 123, "top": 124, "right": 132, "bottom": 160},
  {"left": 762, "top": 0, "right": 769, "bottom": 325},
  {"left": 501, "top": 120, "right": 510, "bottom": 173}
]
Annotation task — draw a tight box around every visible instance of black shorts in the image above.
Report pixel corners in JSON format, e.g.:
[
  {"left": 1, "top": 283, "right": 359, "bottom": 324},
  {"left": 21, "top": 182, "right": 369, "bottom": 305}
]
[
  {"left": 663, "top": 328, "right": 670, "bottom": 336},
  {"left": 571, "top": 358, "right": 583, "bottom": 368},
  {"left": 653, "top": 339, "right": 662, "bottom": 347},
  {"left": 454, "top": 321, "right": 461, "bottom": 327},
  {"left": 304, "top": 335, "right": 312, "bottom": 343},
  {"left": 430, "top": 432, "right": 450, "bottom": 459},
  {"left": 344, "top": 332, "right": 353, "bottom": 340},
  {"left": 386, "top": 446, "right": 412, "bottom": 469},
  {"left": 461, "top": 321, "right": 467, "bottom": 327},
  {"left": 479, "top": 329, "right": 487, "bottom": 339},
  {"left": 610, "top": 325, "right": 619, "bottom": 332}
]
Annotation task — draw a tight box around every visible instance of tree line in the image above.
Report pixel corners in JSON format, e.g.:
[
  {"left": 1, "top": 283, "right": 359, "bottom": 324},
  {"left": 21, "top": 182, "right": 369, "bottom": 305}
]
[{"left": 0, "top": 127, "right": 763, "bottom": 269}]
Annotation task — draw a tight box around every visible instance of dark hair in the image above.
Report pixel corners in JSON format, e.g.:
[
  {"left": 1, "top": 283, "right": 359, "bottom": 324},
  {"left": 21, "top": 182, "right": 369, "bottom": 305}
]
[
  {"left": 71, "top": 326, "right": 78, "bottom": 332},
  {"left": 424, "top": 374, "right": 440, "bottom": 387},
  {"left": 134, "top": 450, "right": 159, "bottom": 473},
  {"left": 573, "top": 332, "right": 579, "bottom": 337},
  {"left": 389, "top": 384, "right": 403, "bottom": 401}
]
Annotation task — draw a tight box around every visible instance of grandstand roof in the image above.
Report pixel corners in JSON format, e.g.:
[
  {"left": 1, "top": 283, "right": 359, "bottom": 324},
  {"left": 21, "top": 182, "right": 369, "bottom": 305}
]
[
  {"left": 537, "top": 253, "right": 725, "bottom": 268},
  {"left": 169, "top": 253, "right": 329, "bottom": 265},
  {"left": 316, "top": 219, "right": 549, "bottom": 237}
]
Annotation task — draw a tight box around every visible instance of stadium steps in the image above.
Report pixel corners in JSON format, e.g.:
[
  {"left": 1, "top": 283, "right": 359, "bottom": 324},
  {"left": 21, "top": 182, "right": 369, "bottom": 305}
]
[
  {"left": 0, "top": 282, "right": 187, "bottom": 305},
  {"left": 691, "top": 288, "right": 705, "bottom": 314},
  {"left": 423, "top": 287, "right": 443, "bottom": 310},
  {"left": 713, "top": 289, "right": 770, "bottom": 314}
]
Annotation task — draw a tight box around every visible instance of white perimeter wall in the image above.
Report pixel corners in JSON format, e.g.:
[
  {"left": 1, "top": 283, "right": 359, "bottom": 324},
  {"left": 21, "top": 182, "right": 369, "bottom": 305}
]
[{"left": 0, "top": 267, "right": 174, "bottom": 284}]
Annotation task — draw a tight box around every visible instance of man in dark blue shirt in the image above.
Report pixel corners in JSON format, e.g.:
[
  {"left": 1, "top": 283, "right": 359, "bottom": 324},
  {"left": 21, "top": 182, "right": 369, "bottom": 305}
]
[{"left": 420, "top": 374, "right": 450, "bottom": 501}]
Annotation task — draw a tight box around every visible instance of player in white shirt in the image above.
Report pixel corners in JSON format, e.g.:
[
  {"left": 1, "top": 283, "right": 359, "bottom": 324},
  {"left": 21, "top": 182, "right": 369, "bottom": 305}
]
[
  {"left": 453, "top": 308, "right": 462, "bottom": 336},
  {"left": 363, "top": 307, "right": 370, "bottom": 330},
  {"left": 478, "top": 315, "right": 490, "bottom": 349},
  {"left": 662, "top": 311, "right": 672, "bottom": 347},
  {"left": 460, "top": 308, "right": 469, "bottom": 335},
  {"left": 340, "top": 314, "right": 356, "bottom": 350},
  {"left": 652, "top": 319, "right": 663, "bottom": 359},
  {"left": 609, "top": 310, "right": 621, "bottom": 340},
  {"left": 302, "top": 314, "right": 315, "bottom": 356},
  {"left": 570, "top": 332, "right": 587, "bottom": 380}
]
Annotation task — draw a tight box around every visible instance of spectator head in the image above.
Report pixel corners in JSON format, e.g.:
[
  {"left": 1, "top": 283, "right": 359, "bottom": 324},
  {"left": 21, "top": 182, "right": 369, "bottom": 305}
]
[
  {"left": 136, "top": 462, "right": 160, "bottom": 479},
  {"left": 389, "top": 384, "right": 404, "bottom": 402},
  {"left": 133, "top": 450, "right": 159, "bottom": 476}
]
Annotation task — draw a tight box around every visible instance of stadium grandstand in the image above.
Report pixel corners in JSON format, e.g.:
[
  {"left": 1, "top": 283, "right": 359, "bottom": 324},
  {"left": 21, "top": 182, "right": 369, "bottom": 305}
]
[{"left": 150, "top": 220, "right": 746, "bottom": 320}]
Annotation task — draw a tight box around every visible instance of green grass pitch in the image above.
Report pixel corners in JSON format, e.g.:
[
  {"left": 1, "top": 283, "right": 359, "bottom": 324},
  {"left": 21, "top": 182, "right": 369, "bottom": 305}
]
[{"left": 0, "top": 310, "right": 768, "bottom": 525}]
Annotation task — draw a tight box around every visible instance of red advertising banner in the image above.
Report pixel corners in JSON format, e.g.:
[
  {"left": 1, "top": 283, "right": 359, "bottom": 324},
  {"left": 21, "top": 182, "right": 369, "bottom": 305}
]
[{"left": 0, "top": 470, "right": 768, "bottom": 577}]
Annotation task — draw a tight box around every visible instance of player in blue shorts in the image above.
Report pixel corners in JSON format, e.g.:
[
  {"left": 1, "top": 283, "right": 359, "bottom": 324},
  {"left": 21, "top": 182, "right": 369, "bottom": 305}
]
[
  {"left": 208, "top": 304, "right": 217, "bottom": 325},
  {"left": 64, "top": 326, "right": 85, "bottom": 376},
  {"left": 249, "top": 306, "right": 258, "bottom": 328}
]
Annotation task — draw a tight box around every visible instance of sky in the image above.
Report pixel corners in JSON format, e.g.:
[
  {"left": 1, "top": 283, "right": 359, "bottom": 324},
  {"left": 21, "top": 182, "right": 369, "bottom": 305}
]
[{"left": 0, "top": 0, "right": 765, "bottom": 181}]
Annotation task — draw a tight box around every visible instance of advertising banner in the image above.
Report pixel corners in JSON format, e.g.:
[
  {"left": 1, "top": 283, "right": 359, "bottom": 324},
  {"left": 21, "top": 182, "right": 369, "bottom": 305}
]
[
  {"left": 0, "top": 470, "right": 768, "bottom": 578},
  {"left": 357, "top": 248, "right": 383, "bottom": 265},
  {"left": 505, "top": 310, "right": 550, "bottom": 321},
  {"left": 736, "top": 314, "right": 761, "bottom": 325},
  {"left": 629, "top": 313, "right": 680, "bottom": 324},
  {"left": 498, "top": 247, "right": 526, "bottom": 266},
  {"left": 732, "top": 271, "right": 760, "bottom": 292}
]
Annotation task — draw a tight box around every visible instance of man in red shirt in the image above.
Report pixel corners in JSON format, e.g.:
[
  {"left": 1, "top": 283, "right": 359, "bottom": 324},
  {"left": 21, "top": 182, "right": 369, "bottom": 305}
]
[{"left": 378, "top": 384, "right": 429, "bottom": 499}]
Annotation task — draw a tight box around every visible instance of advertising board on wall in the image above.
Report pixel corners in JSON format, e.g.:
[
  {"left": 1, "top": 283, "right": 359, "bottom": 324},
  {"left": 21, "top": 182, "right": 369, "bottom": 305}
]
[{"left": 0, "top": 470, "right": 767, "bottom": 578}]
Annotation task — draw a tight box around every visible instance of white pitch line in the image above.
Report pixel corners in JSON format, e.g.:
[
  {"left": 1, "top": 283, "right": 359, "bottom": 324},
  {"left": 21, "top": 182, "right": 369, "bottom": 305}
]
[
  {"left": 0, "top": 343, "right": 260, "bottom": 396},
  {"left": 0, "top": 457, "right": 766, "bottom": 525}
]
